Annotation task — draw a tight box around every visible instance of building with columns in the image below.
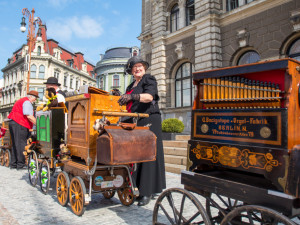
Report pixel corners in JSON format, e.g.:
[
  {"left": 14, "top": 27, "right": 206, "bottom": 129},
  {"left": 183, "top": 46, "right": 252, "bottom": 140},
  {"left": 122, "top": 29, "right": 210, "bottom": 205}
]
[
  {"left": 139, "top": 0, "right": 300, "bottom": 133},
  {"left": 0, "top": 24, "right": 96, "bottom": 122},
  {"left": 94, "top": 47, "right": 139, "bottom": 94}
]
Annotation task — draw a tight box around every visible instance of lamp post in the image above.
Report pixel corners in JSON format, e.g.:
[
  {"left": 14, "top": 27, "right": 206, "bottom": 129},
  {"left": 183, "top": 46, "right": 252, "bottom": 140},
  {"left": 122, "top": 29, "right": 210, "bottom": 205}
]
[{"left": 20, "top": 8, "right": 42, "bottom": 93}]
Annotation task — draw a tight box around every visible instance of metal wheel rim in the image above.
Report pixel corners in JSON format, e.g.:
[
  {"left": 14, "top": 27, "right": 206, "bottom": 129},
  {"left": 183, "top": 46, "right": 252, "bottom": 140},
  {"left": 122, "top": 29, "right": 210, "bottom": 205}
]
[
  {"left": 28, "top": 151, "right": 39, "bottom": 187},
  {"left": 56, "top": 171, "right": 70, "bottom": 206},
  {"left": 69, "top": 176, "right": 86, "bottom": 216},
  {"left": 103, "top": 190, "right": 116, "bottom": 199},
  {"left": 152, "top": 188, "right": 211, "bottom": 225},
  {"left": 117, "top": 188, "right": 134, "bottom": 206},
  {"left": 220, "top": 205, "right": 295, "bottom": 225},
  {"left": 40, "top": 159, "right": 51, "bottom": 194}
]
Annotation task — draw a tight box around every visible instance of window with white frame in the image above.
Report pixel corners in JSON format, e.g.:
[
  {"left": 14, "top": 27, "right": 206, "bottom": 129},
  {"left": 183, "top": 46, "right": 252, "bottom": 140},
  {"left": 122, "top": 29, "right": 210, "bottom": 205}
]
[
  {"left": 64, "top": 75, "right": 67, "bottom": 87},
  {"left": 38, "top": 88, "right": 44, "bottom": 100},
  {"left": 100, "top": 76, "right": 104, "bottom": 90},
  {"left": 170, "top": 4, "right": 179, "bottom": 32},
  {"left": 30, "top": 64, "right": 36, "bottom": 78},
  {"left": 175, "top": 62, "right": 195, "bottom": 107},
  {"left": 54, "top": 70, "right": 60, "bottom": 80},
  {"left": 70, "top": 77, "right": 73, "bottom": 89},
  {"left": 38, "top": 65, "right": 45, "bottom": 79},
  {"left": 37, "top": 46, "right": 41, "bottom": 56},
  {"left": 76, "top": 79, "right": 79, "bottom": 90},
  {"left": 113, "top": 74, "right": 119, "bottom": 87}
]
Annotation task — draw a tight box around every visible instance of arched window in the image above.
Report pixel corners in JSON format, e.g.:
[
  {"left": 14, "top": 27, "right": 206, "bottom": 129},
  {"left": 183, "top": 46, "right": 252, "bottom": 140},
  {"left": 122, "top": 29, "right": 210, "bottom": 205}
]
[
  {"left": 175, "top": 62, "right": 195, "bottom": 107},
  {"left": 237, "top": 51, "right": 260, "bottom": 65},
  {"left": 287, "top": 38, "right": 300, "bottom": 61},
  {"left": 186, "top": 0, "right": 195, "bottom": 26},
  {"left": 38, "top": 65, "right": 45, "bottom": 78},
  {"left": 30, "top": 64, "right": 36, "bottom": 78},
  {"left": 37, "top": 46, "right": 41, "bottom": 56},
  {"left": 170, "top": 4, "right": 179, "bottom": 32},
  {"left": 113, "top": 75, "right": 119, "bottom": 87}
]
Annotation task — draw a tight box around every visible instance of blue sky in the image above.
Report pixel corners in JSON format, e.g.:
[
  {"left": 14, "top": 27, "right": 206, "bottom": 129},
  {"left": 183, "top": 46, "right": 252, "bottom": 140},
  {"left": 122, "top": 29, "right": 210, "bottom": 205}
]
[{"left": 0, "top": 0, "right": 142, "bottom": 78}]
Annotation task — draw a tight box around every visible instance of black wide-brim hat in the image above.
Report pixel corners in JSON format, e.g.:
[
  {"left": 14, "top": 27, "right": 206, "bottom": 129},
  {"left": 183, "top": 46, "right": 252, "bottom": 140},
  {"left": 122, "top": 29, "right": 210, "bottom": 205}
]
[
  {"left": 43, "top": 77, "right": 61, "bottom": 86},
  {"left": 125, "top": 56, "right": 149, "bottom": 74}
]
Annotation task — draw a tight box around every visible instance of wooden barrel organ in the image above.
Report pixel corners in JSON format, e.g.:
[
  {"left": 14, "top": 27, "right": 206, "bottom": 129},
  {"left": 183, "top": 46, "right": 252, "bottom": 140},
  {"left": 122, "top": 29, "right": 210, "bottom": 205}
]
[
  {"left": 34, "top": 87, "right": 157, "bottom": 216},
  {"left": 184, "top": 59, "right": 300, "bottom": 217}
]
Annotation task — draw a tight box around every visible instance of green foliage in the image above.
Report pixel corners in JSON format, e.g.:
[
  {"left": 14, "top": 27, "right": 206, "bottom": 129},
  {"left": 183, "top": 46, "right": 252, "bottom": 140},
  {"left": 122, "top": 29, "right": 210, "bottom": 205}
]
[{"left": 162, "top": 118, "right": 184, "bottom": 133}]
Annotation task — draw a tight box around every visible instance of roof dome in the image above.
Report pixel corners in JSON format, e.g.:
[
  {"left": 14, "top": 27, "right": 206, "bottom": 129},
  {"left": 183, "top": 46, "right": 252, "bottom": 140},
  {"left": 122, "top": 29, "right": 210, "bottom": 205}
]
[{"left": 102, "top": 47, "right": 133, "bottom": 60}]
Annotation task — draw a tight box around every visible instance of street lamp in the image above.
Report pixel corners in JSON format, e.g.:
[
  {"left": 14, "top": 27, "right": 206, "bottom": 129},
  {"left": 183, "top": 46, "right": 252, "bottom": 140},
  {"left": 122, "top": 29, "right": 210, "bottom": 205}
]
[{"left": 20, "top": 8, "right": 42, "bottom": 93}]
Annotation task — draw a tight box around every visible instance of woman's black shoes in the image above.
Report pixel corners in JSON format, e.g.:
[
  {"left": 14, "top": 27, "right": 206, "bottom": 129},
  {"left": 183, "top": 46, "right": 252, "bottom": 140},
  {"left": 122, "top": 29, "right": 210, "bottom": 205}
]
[{"left": 137, "top": 196, "right": 151, "bottom": 206}]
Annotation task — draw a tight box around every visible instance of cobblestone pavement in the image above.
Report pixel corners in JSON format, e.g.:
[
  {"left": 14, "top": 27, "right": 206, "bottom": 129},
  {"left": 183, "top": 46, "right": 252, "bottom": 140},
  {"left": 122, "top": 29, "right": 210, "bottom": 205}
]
[
  {"left": 0, "top": 166, "right": 185, "bottom": 225},
  {"left": 0, "top": 165, "right": 299, "bottom": 225}
]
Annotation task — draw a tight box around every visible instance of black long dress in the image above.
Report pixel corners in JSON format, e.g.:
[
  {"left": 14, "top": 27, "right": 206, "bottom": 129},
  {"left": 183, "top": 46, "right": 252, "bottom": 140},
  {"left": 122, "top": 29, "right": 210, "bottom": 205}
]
[{"left": 125, "top": 74, "right": 166, "bottom": 196}]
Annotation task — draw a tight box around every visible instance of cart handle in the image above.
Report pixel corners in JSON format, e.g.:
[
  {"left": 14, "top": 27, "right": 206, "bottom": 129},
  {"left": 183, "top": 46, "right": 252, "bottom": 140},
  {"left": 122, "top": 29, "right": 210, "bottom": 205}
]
[{"left": 101, "top": 111, "right": 149, "bottom": 118}]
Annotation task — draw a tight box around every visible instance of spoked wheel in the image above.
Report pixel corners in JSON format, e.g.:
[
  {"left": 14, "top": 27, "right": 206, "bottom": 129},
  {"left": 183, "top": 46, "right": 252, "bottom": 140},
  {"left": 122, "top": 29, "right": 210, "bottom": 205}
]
[
  {"left": 206, "top": 193, "right": 244, "bottom": 224},
  {"left": 220, "top": 205, "right": 295, "bottom": 225},
  {"left": 103, "top": 190, "right": 116, "bottom": 199},
  {"left": 4, "top": 149, "right": 11, "bottom": 167},
  {"left": 117, "top": 188, "right": 134, "bottom": 206},
  {"left": 39, "top": 159, "right": 50, "bottom": 194},
  {"left": 56, "top": 171, "right": 70, "bottom": 206},
  {"left": 0, "top": 149, "right": 4, "bottom": 166},
  {"left": 69, "top": 176, "right": 86, "bottom": 216},
  {"left": 28, "top": 150, "right": 39, "bottom": 187},
  {"left": 153, "top": 188, "right": 211, "bottom": 225}
]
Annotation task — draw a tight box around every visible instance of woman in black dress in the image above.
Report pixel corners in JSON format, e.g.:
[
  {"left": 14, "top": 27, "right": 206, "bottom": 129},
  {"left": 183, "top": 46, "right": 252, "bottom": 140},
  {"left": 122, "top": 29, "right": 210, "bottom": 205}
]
[{"left": 118, "top": 56, "right": 166, "bottom": 206}]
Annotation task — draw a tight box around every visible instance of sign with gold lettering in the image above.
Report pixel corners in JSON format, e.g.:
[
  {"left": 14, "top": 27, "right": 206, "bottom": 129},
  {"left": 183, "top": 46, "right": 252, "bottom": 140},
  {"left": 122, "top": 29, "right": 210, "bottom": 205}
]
[{"left": 192, "top": 109, "right": 287, "bottom": 148}]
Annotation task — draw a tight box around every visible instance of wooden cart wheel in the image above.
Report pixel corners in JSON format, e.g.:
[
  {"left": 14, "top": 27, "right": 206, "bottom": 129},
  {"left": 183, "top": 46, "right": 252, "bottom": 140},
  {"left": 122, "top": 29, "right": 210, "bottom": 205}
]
[
  {"left": 206, "top": 193, "right": 244, "bottom": 224},
  {"left": 39, "top": 159, "right": 51, "bottom": 194},
  {"left": 69, "top": 176, "right": 86, "bottom": 216},
  {"left": 220, "top": 205, "right": 295, "bottom": 225},
  {"left": 4, "top": 149, "right": 11, "bottom": 167},
  {"left": 56, "top": 171, "right": 70, "bottom": 206},
  {"left": 28, "top": 150, "right": 39, "bottom": 187},
  {"left": 153, "top": 188, "right": 211, "bottom": 225},
  {"left": 0, "top": 149, "right": 4, "bottom": 166},
  {"left": 103, "top": 190, "right": 115, "bottom": 199},
  {"left": 117, "top": 188, "right": 134, "bottom": 206}
]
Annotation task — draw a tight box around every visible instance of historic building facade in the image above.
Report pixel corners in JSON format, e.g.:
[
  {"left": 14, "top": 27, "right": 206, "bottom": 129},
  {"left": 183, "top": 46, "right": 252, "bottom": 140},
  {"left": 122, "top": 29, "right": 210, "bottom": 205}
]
[
  {"left": 94, "top": 47, "right": 140, "bottom": 94},
  {"left": 139, "top": 0, "right": 300, "bottom": 133},
  {"left": 0, "top": 24, "right": 96, "bottom": 121}
]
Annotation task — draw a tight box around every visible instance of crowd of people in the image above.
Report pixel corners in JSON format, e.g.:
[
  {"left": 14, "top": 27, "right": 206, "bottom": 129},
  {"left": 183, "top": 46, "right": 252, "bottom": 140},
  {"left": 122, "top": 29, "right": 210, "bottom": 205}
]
[{"left": 2, "top": 56, "right": 166, "bottom": 207}]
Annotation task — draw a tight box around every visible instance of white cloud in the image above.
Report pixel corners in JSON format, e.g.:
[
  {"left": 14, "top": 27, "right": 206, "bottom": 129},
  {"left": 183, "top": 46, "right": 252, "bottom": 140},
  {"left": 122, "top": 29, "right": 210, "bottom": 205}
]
[
  {"left": 112, "top": 10, "right": 120, "bottom": 15},
  {"left": 47, "top": 16, "right": 103, "bottom": 41}
]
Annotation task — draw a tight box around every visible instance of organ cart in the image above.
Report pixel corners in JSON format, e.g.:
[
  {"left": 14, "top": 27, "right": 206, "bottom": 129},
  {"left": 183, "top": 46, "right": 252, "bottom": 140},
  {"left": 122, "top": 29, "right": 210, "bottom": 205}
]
[
  {"left": 0, "top": 120, "right": 12, "bottom": 167},
  {"left": 28, "top": 87, "right": 157, "bottom": 216},
  {"left": 153, "top": 59, "right": 300, "bottom": 224}
]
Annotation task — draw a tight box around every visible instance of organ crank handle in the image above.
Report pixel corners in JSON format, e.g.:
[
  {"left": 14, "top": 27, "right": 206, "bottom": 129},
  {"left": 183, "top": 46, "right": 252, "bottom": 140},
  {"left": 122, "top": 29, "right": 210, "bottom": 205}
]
[{"left": 101, "top": 111, "right": 149, "bottom": 118}]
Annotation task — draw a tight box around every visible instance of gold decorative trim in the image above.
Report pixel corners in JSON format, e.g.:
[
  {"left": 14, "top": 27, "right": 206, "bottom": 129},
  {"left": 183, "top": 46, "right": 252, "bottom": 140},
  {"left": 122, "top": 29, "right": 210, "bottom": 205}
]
[
  {"left": 191, "top": 144, "right": 279, "bottom": 172},
  {"left": 186, "top": 144, "right": 193, "bottom": 171}
]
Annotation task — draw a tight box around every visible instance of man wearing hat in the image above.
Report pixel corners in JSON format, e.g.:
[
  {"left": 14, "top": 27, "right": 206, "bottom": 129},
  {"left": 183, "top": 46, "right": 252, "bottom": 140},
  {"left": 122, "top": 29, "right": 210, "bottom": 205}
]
[
  {"left": 43, "top": 77, "right": 66, "bottom": 104},
  {"left": 8, "top": 90, "right": 38, "bottom": 170}
]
